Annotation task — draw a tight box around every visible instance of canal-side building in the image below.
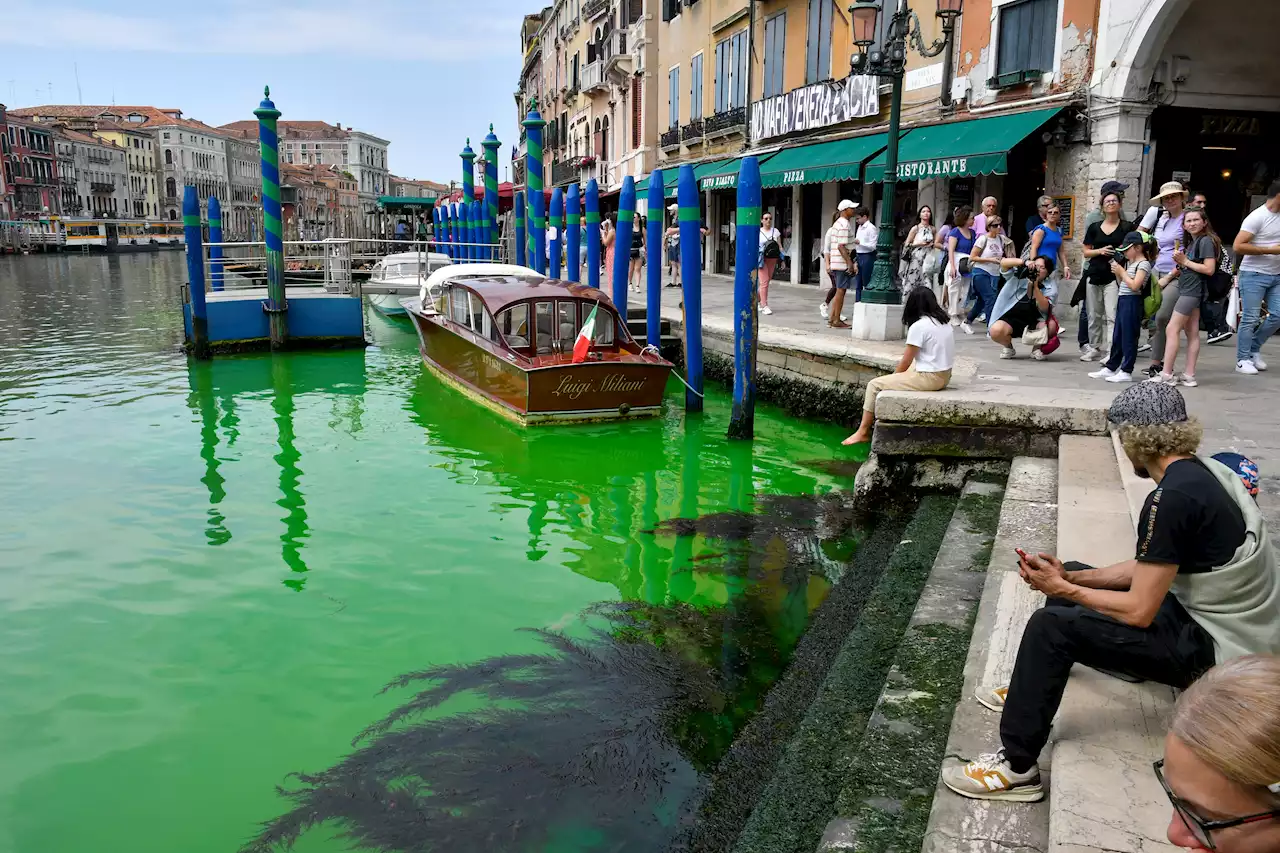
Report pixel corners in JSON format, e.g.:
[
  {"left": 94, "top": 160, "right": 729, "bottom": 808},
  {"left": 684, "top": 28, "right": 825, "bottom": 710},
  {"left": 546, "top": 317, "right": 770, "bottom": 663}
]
[
  {"left": 5, "top": 116, "right": 60, "bottom": 218},
  {"left": 215, "top": 123, "right": 264, "bottom": 241},
  {"left": 51, "top": 126, "right": 130, "bottom": 219},
  {"left": 92, "top": 121, "right": 161, "bottom": 221},
  {"left": 0, "top": 104, "right": 11, "bottom": 219},
  {"left": 514, "top": 10, "right": 549, "bottom": 192}
]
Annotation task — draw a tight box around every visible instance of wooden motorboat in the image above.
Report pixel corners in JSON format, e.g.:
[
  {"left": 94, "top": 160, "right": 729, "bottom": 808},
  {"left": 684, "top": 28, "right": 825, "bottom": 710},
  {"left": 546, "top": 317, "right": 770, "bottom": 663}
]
[{"left": 403, "top": 264, "right": 674, "bottom": 425}]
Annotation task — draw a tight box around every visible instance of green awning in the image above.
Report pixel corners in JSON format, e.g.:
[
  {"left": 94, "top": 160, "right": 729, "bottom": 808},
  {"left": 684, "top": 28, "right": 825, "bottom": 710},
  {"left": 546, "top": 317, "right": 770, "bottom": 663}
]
[
  {"left": 698, "top": 159, "right": 745, "bottom": 191},
  {"left": 756, "top": 133, "right": 889, "bottom": 188},
  {"left": 863, "top": 107, "right": 1063, "bottom": 183},
  {"left": 377, "top": 195, "right": 440, "bottom": 208},
  {"left": 636, "top": 160, "right": 736, "bottom": 197}
]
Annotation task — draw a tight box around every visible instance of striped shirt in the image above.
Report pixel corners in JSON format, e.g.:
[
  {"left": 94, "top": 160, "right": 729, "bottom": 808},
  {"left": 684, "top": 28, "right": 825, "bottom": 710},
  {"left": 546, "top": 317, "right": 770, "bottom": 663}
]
[{"left": 827, "top": 217, "right": 854, "bottom": 271}]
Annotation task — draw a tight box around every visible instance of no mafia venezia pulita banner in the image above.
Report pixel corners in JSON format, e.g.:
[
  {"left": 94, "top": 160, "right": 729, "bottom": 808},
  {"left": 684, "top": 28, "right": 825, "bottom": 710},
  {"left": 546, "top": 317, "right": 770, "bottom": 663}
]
[{"left": 750, "top": 75, "right": 880, "bottom": 144}]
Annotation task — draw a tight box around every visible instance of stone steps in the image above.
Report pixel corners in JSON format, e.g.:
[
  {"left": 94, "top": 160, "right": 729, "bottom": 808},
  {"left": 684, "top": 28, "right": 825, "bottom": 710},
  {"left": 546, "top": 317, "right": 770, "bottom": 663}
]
[
  {"left": 817, "top": 480, "right": 1005, "bottom": 852},
  {"left": 921, "top": 457, "right": 1057, "bottom": 853},
  {"left": 1048, "top": 435, "right": 1178, "bottom": 853}
]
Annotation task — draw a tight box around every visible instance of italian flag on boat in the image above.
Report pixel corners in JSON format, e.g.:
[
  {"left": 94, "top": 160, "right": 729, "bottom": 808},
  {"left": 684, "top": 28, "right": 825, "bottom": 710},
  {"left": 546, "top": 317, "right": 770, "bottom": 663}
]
[{"left": 572, "top": 304, "right": 598, "bottom": 363}]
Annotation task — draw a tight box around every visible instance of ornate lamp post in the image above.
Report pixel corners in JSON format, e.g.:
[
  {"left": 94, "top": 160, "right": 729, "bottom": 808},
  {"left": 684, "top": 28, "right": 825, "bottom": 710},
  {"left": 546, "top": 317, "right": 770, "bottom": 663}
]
[{"left": 849, "top": 0, "right": 963, "bottom": 340}]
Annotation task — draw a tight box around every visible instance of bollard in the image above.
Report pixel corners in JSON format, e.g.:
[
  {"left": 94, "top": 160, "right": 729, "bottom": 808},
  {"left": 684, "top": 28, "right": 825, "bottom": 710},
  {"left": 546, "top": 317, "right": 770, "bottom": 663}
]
[
  {"left": 549, "top": 187, "right": 563, "bottom": 279},
  {"left": 514, "top": 190, "right": 526, "bottom": 268},
  {"left": 471, "top": 200, "right": 483, "bottom": 263},
  {"left": 460, "top": 138, "right": 476, "bottom": 258},
  {"left": 645, "top": 170, "right": 664, "bottom": 348},
  {"left": 254, "top": 85, "right": 288, "bottom": 349},
  {"left": 585, "top": 179, "right": 601, "bottom": 289},
  {"left": 566, "top": 184, "right": 581, "bottom": 283},
  {"left": 183, "top": 185, "right": 210, "bottom": 358},
  {"left": 678, "top": 164, "right": 703, "bottom": 412},
  {"left": 728, "top": 156, "right": 761, "bottom": 440},
  {"left": 449, "top": 202, "right": 460, "bottom": 261},
  {"left": 465, "top": 200, "right": 475, "bottom": 262},
  {"left": 481, "top": 125, "right": 500, "bottom": 261},
  {"left": 612, "top": 176, "right": 635, "bottom": 317},
  {"left": 522, "top": 100, "right": 546, "bottom": 275},
  {"left": 208, "top": 196, "right": 224, "bottom": 292}
]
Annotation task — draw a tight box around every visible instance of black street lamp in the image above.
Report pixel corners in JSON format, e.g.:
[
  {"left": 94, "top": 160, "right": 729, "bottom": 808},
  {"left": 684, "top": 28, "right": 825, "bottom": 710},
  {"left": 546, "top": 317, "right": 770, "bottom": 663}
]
[{"left": 849, "top": 0, "right": 963, "bottom": 316}]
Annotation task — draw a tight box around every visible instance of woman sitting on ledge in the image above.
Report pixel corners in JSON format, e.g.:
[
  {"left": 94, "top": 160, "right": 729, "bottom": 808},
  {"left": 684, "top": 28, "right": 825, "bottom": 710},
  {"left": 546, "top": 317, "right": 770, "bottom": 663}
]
[{"left": 842, "top": 286, "right": 955, "bottom": 447}]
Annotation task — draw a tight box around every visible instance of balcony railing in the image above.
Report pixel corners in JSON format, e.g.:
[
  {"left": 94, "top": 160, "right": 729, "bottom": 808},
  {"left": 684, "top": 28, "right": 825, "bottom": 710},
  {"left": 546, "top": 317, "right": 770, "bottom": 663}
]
[
  {"left": 603, "top": 30, "right": 629, "bottom": 71},
  {"left": 87, "top": 152, "right": 114, "bottom": 165},
  {"left": 681, "top": 119, "right": 705, "bottom": 144},
  {"left": 550, "top": 159, "right": 578, "bottom": 187},
  {"left": 706, "top": 107, "right": 747, "bottom": 138},
  {"left": 583, "top": 0, "right": 609, "bottom": 19},
  {"left": 660, "top": 128, "right": 681, "bottom": 150},
  {"left": 582, "top": 60, "right": 606, "bottom": 93},
  {"left": 162, "top": 195, "right": 179, "bottom": 206},
  {"left": 90, "top": 181, "right": 115, "bottom": 193}
]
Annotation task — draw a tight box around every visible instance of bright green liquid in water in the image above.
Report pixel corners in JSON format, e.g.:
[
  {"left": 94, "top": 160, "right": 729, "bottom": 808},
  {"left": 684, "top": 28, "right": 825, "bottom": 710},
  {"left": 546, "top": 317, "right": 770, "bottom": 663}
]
[{"left": 0, "top": 253, "right": 853, "bottom": 853}]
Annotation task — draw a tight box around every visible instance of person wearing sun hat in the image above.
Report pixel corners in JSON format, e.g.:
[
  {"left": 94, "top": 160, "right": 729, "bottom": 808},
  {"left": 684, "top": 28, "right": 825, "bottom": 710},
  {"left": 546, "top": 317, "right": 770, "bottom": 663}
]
[
  {"left": 1139, "top": 181, "right": 1191, "bottom": 375},
  {"left": 941, "top": 382, "right": 1278, "bottom": 804}
]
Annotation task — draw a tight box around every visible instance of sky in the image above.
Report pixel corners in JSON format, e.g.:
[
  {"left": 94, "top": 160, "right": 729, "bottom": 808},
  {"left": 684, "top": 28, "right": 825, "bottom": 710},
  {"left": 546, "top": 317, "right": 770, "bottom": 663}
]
[{"left": 1, "top": 0, "right": 525, "bottom": 183}]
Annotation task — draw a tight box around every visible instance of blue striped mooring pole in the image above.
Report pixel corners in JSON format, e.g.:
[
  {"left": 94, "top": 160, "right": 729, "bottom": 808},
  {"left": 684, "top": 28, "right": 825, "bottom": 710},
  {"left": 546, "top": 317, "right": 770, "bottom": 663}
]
[
  {"left": 611, "top": 176, "right": 635, "bottom": 317},
  {"left": 585, "top": 179, "right": 600, "bottom": 289},
  {"left": 549, "top": 187, "right": 563, "bottom": 279},
  {"left": 253, "top": 85, "right": 287, "bottom": 349},
  {"left": 514, "top": 190, "right": 526, "bottom": 267},
  {"left": 522, "top": 100, "right": 546, "bottom": 275},
  {"left": 207, "top": 195, "right": 224, "bottom": 292},
  {"left": 471, "top": 200, "right": 483, "bottom": 262},
  {"left": 645, "top": 170, "right": 664, "bottom": 348},
  {"left": 183, "top": 185, "right": 210, "bottom": 358},
  {"left": 566, "top": 184, "right": 581, "bottom": 282},
  {"left": 460, "top": 138, "right": 476, "bottom": 258},
  {"left": 678, "top": 164, "right": 702, "bottom": 412},
  {"left": 728, "top": 156, "right": 762, "bottom": 439},
  {"left": 481, "top": 125, "right": 500, "bottom": 261}
]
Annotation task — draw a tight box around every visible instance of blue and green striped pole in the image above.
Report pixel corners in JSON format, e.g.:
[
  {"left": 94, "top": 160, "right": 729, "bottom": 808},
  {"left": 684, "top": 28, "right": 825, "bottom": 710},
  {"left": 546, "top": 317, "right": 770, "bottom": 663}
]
[
  {"left": 566, "top": 184, "right": 581, "bottom": 282},
  {"left": 208, "top": 195, "right": 224, "bottom": 292},
  {"left": 448, "top": 202, "right": 458, "bottom": 261},
  {"left": 611, "top": 176, "right": 635, "bottom": 317},
  {"left": 585, "top": 179, "right": 600, "bottom": 288},
  {"left": 481, "top": 125, "right": 500, "bottom": 260},
  {"left": 461, "top": 138, "right": 476, "bottom": 258},
  {"left": 462, "top": 199, "right": 472, "bottom": 262},
  {"left": 729, "top": 156, "right": 762, "bottom": 439},
  {"left": 549, "top": 187, "right": 563, "bottom": 279},
  {"left": 514, "top": 190, "right": 526, "bottom": 267},
  {"left": 470, "top": 200, "right": 483, "bottom": 263},
  {"left": 523, "top": 100, "right": 546, "bottom": 275},
  {"left": 254, "top": 86, "right": 287, "bottom": 349},
  {"left": 646, "top": 170, "right": 664, "bottom": 347},
  {"left": 678, "top": 165, "right": 702, "bottom": 412},
  {"left": 183, "top": 184, "right": 210, "bottom": 358}
]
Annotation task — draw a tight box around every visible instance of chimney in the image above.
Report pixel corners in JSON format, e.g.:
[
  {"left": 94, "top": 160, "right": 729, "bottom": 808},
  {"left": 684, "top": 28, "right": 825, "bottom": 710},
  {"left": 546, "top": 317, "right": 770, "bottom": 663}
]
[{"left": 335, "top": 122, "right": 341, "bottom": 130}]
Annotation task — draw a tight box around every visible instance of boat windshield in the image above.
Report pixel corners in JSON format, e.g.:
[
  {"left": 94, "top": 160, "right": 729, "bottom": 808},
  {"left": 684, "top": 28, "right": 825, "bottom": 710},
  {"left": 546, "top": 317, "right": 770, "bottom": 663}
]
[{"left": 503, "top": 299, "right": 615, "bottom": 356}]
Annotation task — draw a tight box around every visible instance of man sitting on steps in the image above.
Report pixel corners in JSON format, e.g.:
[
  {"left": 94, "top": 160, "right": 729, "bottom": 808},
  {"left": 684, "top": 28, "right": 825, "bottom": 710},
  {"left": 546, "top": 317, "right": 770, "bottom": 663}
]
[{"left": 942, "top": 383, "right": 1280, "bottom": 803}]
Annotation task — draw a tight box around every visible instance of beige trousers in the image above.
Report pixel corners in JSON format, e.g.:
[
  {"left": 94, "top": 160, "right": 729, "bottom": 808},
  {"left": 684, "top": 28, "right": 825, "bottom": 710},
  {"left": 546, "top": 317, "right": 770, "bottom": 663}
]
[
  {"left": 1087, "top": 280, "right": 1119, "bottom": 356},
  {"left": 863, "top": 368, "right": 952, "bottom": 413}
]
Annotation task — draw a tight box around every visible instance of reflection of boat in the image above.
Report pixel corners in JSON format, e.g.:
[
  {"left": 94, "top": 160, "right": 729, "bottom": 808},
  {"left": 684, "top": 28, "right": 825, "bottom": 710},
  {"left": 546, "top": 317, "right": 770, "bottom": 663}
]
[
  {"left": 404, "top": 264, "right": 675, "bottom": 425},
  {"left": 367, "top": 251, "right": 451, "bottom": 316}
]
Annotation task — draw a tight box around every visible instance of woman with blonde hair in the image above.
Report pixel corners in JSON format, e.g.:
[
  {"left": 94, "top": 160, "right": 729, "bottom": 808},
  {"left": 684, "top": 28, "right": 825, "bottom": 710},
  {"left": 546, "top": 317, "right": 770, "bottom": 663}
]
[{"left": 1157, "top": 654, "right": 1280, "bottom": 851}]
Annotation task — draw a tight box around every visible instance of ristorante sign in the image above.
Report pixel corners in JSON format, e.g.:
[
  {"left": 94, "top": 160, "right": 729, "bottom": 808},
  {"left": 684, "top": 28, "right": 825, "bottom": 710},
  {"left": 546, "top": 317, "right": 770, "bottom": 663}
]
[{"left": 749, "top": 75, "right": 880, "bottom": 143}]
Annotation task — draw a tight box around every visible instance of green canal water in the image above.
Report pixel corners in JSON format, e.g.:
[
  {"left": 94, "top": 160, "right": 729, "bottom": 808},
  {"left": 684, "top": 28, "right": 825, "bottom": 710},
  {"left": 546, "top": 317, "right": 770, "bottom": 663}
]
[{"left": 0, "top": 252, "right": 866, "bottom": 853}]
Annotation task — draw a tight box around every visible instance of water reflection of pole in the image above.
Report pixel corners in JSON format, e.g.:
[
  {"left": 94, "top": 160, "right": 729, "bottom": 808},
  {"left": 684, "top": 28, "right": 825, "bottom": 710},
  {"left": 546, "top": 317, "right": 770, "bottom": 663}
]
[
  {"left": 639, "top": 469, "right": 666, "bottom": 605},
  {"left": 188, "top": 363, "right": 230, "bottom": 545},
  {"left": 608, "top": 474, "right": 640, "bottom": 599},
  {"left": 667, "top": 426, "right": 699, "bottom": 603},
  {"left": 270, "top": 357, "right": 311, "bottom": 590}
]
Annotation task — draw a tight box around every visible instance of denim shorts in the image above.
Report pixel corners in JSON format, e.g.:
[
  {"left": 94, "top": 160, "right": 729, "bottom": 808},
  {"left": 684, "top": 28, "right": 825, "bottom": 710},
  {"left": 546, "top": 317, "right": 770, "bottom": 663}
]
[{"left": 835, "top": 270, "right": 855, "bottom": 290}]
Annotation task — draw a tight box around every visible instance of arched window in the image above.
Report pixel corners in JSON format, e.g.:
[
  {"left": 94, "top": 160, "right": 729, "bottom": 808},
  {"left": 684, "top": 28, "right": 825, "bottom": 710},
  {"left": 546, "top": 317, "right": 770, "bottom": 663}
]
[
  {"left": 164, "top": 148, "right": 173, "bottom": 165},
  {"left": 169, "top": 209, "right": 177, "bottom": 221},
  {"left": 600, "top": 116, "right": 610, "bottom": 162},
  {"left": 166, "top": 177, "right": 176, "bottom": 198}
]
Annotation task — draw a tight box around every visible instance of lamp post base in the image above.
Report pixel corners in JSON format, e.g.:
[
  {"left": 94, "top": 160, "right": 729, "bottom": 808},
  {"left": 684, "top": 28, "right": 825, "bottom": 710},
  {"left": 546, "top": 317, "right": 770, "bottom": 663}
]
[{"left": 851, "top": 300, "right": 903, "bottom": 342}]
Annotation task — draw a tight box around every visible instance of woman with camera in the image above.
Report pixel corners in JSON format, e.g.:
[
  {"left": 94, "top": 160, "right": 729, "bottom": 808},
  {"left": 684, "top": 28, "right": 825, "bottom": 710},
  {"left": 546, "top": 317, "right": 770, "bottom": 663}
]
[{"left": 988, "top": 255, "right": 1057, "bottom": 360}]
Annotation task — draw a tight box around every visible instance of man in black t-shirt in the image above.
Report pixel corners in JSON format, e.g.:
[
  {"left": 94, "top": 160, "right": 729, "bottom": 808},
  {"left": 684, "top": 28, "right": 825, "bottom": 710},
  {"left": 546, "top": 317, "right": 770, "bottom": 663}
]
[{"left": 943, "top": 383, "right": 1270, "bottom": 804}]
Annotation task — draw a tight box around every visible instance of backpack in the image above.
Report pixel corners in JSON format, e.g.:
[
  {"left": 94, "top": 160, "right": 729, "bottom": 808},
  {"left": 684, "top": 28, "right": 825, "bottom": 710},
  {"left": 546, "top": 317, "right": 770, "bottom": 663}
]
[{"left": 762, "top": 232, "right": 782, "bottom": 259}]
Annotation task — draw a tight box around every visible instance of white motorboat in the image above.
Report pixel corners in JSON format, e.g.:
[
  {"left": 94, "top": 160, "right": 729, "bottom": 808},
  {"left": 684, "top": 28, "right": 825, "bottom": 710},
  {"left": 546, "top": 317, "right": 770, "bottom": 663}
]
[
  {"left": 367, "top": 251, "right": 452, "bottom": 315},
  {"left": 402, "top": 262, "right": 547, "bottom": 315}
]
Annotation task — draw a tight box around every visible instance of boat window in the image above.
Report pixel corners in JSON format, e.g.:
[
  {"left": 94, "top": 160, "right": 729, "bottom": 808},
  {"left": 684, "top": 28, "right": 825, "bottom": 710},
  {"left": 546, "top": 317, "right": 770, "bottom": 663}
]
[
  {"left": 467, "top": 292, "right": 486, "bottom": 333},
  {"left": 593, "top": 306, "right": 615, "bottom": 346},
  {"left": 557, "top": 301, "right": 579, "bottom": 341},
  {"left": 448, "top": 287, "right": 469, "bottom": 326},
  {"left": 496, "top": 304, "right": 530, "bottom": 350},
  {"left": 534, "top": 301, "right": 555, "bottom": 354}
]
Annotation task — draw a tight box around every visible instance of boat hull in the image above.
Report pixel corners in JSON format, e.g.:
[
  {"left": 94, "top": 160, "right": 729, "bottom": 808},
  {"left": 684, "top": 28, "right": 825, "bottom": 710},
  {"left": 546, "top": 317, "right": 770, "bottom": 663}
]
[{"left": 368, "top": 293, "right": 408, "bottom": 315}]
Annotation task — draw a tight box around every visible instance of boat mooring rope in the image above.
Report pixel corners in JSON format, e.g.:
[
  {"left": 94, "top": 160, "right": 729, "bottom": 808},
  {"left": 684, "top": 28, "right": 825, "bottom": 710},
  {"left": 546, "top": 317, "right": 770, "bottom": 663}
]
[{"left": 642, "top": 345, "right": 705, "bottom": 399}]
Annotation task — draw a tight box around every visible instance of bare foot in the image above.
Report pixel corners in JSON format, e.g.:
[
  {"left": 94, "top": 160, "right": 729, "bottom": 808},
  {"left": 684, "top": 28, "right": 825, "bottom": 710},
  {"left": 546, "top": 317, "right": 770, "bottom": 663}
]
[{"left": 842, "top": 430, "right": 870, "bottom": 446}]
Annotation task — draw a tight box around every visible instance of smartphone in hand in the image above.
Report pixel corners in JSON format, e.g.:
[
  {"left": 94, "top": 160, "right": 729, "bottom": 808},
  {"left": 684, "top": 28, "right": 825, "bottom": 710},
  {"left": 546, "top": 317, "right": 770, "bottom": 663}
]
[{"left": 1015, "top": 548, "right": 1029, "bottom": 562}]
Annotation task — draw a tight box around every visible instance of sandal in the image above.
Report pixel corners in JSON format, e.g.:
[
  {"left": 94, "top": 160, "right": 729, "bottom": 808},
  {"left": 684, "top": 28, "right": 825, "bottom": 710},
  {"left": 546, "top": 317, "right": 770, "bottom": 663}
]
[{"left": 830, "top": 321, "right": 852, "bottom": 329}]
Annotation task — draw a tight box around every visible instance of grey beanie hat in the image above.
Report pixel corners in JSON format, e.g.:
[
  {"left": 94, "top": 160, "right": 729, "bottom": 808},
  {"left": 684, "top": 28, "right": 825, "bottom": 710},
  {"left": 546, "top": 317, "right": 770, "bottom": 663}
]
[{"left": 1107, "top": 383, "right": 1188, "bottom": 426}]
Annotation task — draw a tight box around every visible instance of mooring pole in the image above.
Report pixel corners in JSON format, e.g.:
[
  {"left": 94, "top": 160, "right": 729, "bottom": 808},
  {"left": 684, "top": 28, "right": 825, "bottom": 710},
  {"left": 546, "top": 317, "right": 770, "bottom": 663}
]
[
  {"left": 514, "top": 190, "right": 526, "bottom": 268},
  {"left": 566, "top": 184, "right": 581, "bottom": 282},
  {"left": 645, "top": 170, "right": 664, "bottom": 348},
  {"left": 431, "top": 206, "right": 442, "bottom": 254},
  {"left": 612, "top": 176, "right": 635, "bottom": 317},
  {"left": 585, "top": 179, "right": 601, "bottom": 289},
  {"left": 208, "top": 195, "right": 225, "bottom": 292},
  {"left": 678, "top": 164, "right": 703, "bottom": 412},
  {"left": 460, "top": 138, "right": 476, "bottom": 258},
  {"left": 549, "top": 187, "right": 563, "bottom": 279},
  {"left": 481, "top": 125, "right": 500, "bottom": 261},
  {"left": 728, "top": 156, "right": 761, "bottom": 440},
  {"left": 465, "top": 200, "right": 475, "bottom": 263},
  {"left": 183, "top": 185, "right": 210, "bottom": 358},
  {"left": 522, "top": 100, "right": 546, "bottom": 275},
  {"left": 448, "top": 202, "right": 459, "bottom": 261},
  {"left": 473, "top": 200, "right": 484, "bottom": 263},
  {"left": 254, "top": 86, "right": 288, "bottom": 349}
]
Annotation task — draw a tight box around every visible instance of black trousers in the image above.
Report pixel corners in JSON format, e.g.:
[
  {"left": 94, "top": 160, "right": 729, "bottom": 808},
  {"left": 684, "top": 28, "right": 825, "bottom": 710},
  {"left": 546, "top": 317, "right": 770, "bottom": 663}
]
[
  {"left": 1000, "top": 562, "right": 1216, "bottom": 773},
  {"left": 1201, "top": 294, "right": 1230, "bottom": 336}
]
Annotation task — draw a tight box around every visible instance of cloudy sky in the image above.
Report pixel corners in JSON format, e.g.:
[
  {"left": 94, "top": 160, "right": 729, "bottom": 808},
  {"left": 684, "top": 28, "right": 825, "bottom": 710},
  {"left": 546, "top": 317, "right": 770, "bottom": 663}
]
[{"left": 2, "top": 0, "right": 525, "bottom": 182}]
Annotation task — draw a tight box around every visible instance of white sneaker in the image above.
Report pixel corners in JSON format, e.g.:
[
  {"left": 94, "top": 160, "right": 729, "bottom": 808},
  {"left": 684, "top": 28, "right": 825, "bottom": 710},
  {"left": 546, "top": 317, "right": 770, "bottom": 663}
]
[
  {"left": 1237, "top": 359, "right": 1260, "bottom": 375},
  {"left": 1079, "top": 345, "right": 1099, "bottom": 362},
  {"left": 1146, "top": 372, "right": 1178, "bottom": 386},
  {"left": 1030, "top": 348, "right": 1046, "bottom": 361},
  {"left": 1105, "top": 371, "right": 1134, "bottom": 383},
  {"left": 761, "top": 305, "right": 773, "bottom": 315},
  {"left": 950, "top": 318, "right": 961, "bottom": 326},
  {"left": 820, "top": 303, "right": 830, "bottom": 320},
  {"left": 976, "top": 686, "right": 1007, "bottom": 712},
  {"left": 941, "top": 749, "right": 1044, "bottom": 802},
  {"left": 1253, "top": 353, "right": 1268, "bottom": 371},
  {"left": 1138, "top": 342, "right": 1152, "bottom": 354},
  {"left": 960, "top": 322, "right": 974, "bottom": 335},
  {"left": 1000, "top": 347, "right": 1016, "bottom": 360},
  {"left": 1088, "top": 366, "right": 1116, "bottom": 379},
  {"left": 1180, "top": 374, "right": 1198, "bottom": 388}
]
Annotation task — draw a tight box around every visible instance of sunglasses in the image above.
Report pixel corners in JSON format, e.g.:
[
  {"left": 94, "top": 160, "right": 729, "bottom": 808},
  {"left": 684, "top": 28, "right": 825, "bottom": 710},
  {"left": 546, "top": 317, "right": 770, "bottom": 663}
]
[{"left": 1154, "top": 760, "right": 1280, "bottom": 850}]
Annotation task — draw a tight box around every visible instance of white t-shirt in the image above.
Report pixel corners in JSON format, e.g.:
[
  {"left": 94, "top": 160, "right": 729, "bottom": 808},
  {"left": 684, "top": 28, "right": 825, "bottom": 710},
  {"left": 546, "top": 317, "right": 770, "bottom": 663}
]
[
  {"left": 1238, "top": 203, "right": 1280, "bottom": 275},
  {"left": 906, "top": 317, "right": 955, "bottom": 372},
  {"left": 759, "top": 226, "right": 782, "bottom": 250},
  {"left": 827, "top": 218, "right": 853, "bottom": 271},
  {"left": 856, "top": 220, "right": 879, "bottom": 254},
  {"left": 545, "top": 225, "right": 560, "bottom": 259}
]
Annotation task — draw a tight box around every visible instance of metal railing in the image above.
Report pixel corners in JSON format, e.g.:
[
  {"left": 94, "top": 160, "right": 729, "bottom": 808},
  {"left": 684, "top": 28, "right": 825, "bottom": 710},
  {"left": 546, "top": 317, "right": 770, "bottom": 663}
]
[
  {"left": 582, "top": 60, "right": 606, "bottom": 92},
  {"left": 706, "top": 107, "right": 747, "bottom": 137},
  {"left": 660, "top": 128, "right": 681, "bottom": 150},
  {"left": 681, "top": 119, "right": 705, "bottom": 143}
]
